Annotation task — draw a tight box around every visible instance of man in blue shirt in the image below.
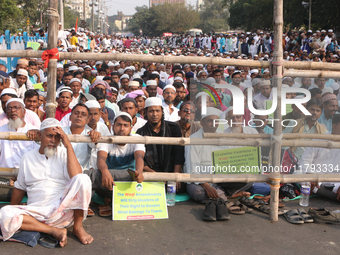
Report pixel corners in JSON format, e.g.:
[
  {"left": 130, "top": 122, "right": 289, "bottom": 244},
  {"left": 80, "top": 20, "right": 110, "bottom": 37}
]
[{"left": 318, "top": 93, "right": 338, "bottom": 132}]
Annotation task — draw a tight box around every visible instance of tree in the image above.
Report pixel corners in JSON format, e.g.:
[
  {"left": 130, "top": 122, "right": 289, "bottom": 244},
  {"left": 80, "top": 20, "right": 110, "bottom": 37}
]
[
  {"left": 127, "top": 4, "right": 199, "bottom": 36},
  {"left": 199, "top": 0, "right": 230, "bottom": 33},
  {"left": 227, "top": 0, "right": 340, "bottom": 32},
  {"left": 64, "top": 6, "right": 80, "bottom": 29},
  {"left": 0, "top": 0, "right": 23, "bottom": 33}
]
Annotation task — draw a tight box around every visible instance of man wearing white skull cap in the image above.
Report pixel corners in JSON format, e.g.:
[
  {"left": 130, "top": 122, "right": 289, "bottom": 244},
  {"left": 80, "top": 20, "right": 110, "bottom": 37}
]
[{"left": 0, "top": 118, "right": 93, "bottom": 246}]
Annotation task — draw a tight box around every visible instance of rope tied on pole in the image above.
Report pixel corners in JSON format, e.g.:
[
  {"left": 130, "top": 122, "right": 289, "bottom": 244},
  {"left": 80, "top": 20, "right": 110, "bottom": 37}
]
[
  {"left": 45, "top": 7, "right": 59, "bottom": 18},
  {"left": 270, "top": 133, "right": 283, "bottom": 146},
  {"left": 41, "top": 48, "right": 60, "bottom": 68},
  {"left": 45, "top": 102, "right": 58, "bottom": 108}
]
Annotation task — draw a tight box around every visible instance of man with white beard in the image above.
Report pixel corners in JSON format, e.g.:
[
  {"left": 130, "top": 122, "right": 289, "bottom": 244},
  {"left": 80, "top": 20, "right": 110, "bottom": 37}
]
[
  {"left": 0, "top": 98, "right": 39, "bottom": 168},
  {"left": 0, "top": 118, "right": 93, "bottom": 246}
]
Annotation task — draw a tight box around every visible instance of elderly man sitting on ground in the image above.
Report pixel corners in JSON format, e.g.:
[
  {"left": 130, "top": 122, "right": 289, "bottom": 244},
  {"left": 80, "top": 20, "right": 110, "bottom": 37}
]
[{"left": 0, "top": 118, "right": 93, "bottom": 247}]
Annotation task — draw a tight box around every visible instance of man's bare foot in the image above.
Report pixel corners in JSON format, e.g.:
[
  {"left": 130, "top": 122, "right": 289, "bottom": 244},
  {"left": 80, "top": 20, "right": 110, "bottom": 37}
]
[
  {"left": 51, "top": 228, "right": 68, "bottom": 247},
  {"left": 73, "top": 226, "right": 93, "bottom": 245},
  {"left": 231, "top": 191, "right": 251, "bottom": 198}
]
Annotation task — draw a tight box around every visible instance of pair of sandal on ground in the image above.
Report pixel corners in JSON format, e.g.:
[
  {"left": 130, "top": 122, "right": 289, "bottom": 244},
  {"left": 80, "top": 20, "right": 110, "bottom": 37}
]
[
  {"left": 238, "top": 196, "right": 285, "bottom": 215},
  {"left": 283, "top": 209, "right": 313, "bottom": 224}
]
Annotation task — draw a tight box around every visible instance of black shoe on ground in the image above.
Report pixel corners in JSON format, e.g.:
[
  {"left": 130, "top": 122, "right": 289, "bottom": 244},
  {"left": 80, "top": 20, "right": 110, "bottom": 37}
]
[
  {"left": 202, "top": 200, "right": 217, "bottom": 221},
  {"left": 216, "top": 198, "right": 231, "bottom": 221}
]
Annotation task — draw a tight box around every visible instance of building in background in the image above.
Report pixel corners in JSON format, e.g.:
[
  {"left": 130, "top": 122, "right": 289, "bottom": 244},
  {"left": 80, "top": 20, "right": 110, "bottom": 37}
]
[
  {"left": 66, "top": 0, "right": 91, "bottom": 19},
  {"left": 149, "top": 0, "right": 186, "bottom": 7},
  {"left": 197, "top": 0, "right": 203, "bottom": 10},
  {"left": 113, "top": 11, "right": 133, "bottom": 31}
]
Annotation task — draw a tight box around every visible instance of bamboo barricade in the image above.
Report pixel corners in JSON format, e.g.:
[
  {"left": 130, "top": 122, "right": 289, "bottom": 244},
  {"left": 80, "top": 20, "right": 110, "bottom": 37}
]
[
  {"left": 1, "top": 133, "right": 340, "bottom": 148},
  {"left": 1, "top": 50, "right": 340, "bottom": 73},
  {"left": 2, "top": 169, "right": 340, "bottom": 184},
  {"left": 284, "top": 69, "right": 340, "bottom": 78},
  {"left": 203, "top": 133, "right": 340, "bottom": 141}
]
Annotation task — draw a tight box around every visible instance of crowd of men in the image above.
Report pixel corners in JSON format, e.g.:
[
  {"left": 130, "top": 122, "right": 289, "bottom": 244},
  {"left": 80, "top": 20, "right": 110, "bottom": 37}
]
[{"left": 0, "top": 25, "right": 340, "bottom": 246}]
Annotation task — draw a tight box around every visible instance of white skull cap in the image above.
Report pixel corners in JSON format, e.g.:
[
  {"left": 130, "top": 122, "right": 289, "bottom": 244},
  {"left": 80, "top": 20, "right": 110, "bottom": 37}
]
[{"left": 40, "top": 118, "right": 61, "bottom": 131}]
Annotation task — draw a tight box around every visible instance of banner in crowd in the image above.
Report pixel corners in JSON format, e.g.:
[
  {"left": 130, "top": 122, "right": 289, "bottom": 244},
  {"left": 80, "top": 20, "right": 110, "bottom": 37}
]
[
  {"left": 212, "top": 146, "right": 261, "bottom": 174},
  {"left": 112, "top": 182, "right": 168, "bottom": 221}
]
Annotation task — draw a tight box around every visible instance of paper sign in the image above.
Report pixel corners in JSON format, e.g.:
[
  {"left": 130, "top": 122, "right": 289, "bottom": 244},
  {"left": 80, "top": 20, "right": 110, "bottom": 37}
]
[
  {"left": 112, "top": 182, "right": 168, "bottom": 221},
  {"left": 211, "top": 146, "right": 261, "bottom": 174},
  {"left": 266, "top": 100, "right": 292, "bottom": 119}
]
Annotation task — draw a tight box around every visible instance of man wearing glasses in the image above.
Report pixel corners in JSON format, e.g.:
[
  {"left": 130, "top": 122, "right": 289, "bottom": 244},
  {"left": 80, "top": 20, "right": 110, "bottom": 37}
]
[
  {"left": 162, "top": 85, "right": 180, "bottom": 122},
  {"left": 176, "top": 102, "right": 201, "bottom": 137}
]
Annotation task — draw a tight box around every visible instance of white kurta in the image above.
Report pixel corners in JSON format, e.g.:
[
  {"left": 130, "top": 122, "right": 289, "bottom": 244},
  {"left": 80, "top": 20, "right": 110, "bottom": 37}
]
[
  {"left": 162, "top": 102, "right": 180, "bottom": 122},
  {"left": 132, "top": 117, "right": 147, "bottom": 134},
  {"left": 0, "top": 123, "right": 39, "bottom": 168},
  {"left": 63, "top": 126, "right": 93, "bottom": 170},
  {"left": 87, "top": 122, "right": 111, "bottom": 169},
  {"left": 0, "top": 147, "right": 91, "bottom": 240},
  {"left": 300, "top": 143, "right": 340, "bottom": 193},
  {"left": 253, "top": 92, "right": 273, "bottom": 109}
]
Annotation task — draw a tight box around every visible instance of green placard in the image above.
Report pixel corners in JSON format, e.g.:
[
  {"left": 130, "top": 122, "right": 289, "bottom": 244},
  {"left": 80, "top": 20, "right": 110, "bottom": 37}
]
[
  {"left": 112, "top": 182, "right": 168, "bottom": 221},
  {"left": 211, "top": 146, "right": 261, "bottom": 174},
  {"left": 266, "top": 100, "right": 292, "bottom": 119},
  {"left": 33, "top": 83, "right": 43, "bottom": 90}
]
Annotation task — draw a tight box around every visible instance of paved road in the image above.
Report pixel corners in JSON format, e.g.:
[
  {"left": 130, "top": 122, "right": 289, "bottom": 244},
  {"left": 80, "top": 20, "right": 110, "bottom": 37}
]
[{"left": 1, "top": 197, "right": 340, "bottom": 255}]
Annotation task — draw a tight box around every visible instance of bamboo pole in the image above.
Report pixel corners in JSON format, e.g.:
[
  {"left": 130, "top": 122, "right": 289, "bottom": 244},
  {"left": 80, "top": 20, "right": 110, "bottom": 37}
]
[
  {"left": 284, "top": 69, "right": 340, "bottom": 78},
  {"left": 0, "top": 50, "right": 340, "bottom": 71},
  {"left": 269, "top": 0, "right": 284, "bottom": 222},
  {"left": 45, "top": 0, "right": 59, "bottom": 118},
  {"left": 1, "top": 132, "right": 340, "bottom": 148},
  {"left": 204, "top": 133, "right": 340, "bottom": 141},
  {"left": 142, "top": 173, "right": 340, "bottom": 184},
  {"left": 2, "top": 169, "right": 340, "bottom": 184}
]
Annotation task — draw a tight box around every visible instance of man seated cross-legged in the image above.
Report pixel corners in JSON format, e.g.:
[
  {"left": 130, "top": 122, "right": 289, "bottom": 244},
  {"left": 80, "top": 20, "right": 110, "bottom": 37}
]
[{"left": 0, "top": 118, "right": 93, "bottom": 247}]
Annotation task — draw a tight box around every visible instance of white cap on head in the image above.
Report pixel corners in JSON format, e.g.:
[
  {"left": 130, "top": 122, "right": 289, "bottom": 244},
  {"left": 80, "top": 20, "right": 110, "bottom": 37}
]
[
  {"left": 201, "top": 107, "right": 222, "bottom": 120},
  {"left": 108, "top": 61, "right": 114, "bottom": 67},
  {"left": 152, "top": 71, "right": 159, "bottom": 75},
  {"left": 70, "top": 78, "right": 82, "bottom": 84},
  {"left": 69, "top": 66, "right": 78, "bottom": 71},
  {"left": 95, "top": 61, "right": 102, "bottom": 65},
  {"left": 84, "top": 65, "right": 91, "bottom": 70},
  {"left": 129, "top": 81, "right": 139, "bottom": 87},
  {"left": 321, "top": 87, "right": 334, "bottom": 97},
  {"left": 331, "top": 82, "right": 340, "bottom": 91},
  {"left": 85, "top": 100, "right": 101, "bottom": 109},
  {"left": 146, "top": 80, "right": 157, "bottom": 86},
  {"left": 40, "top": 118, "right": 62, "bottom": 131},
  {"left": 120, "top": 74, "right": 129, "bottom": 80},
  {"left": 259, "top": 80, "right": 271, "bottom": 87},
  {"left": 124, "top": 67, "right": 132, "bottom": 71},
  {"left": 96, "top": 76, "right": 104, "bottom": 81},
  {"left": 250, "top": 69, "right": 259, "bottom": 74},
  {"left": 114, "top": 112, "right": 132, "bottom": 123},
  {"left": 252, "top": 78, "right": 262, "bottom": 86},
  {"left": 174, "top": 77, "right": 184, "bottom": 82},
  {"left": 163, "top": 85, "right": 176, "bottom": 92},
  {"left": 132, "top": 74, "right": 141, "bottom": 79},
  {"left": 6, "top": 98, "right": 24, "bottom": 108},
  {"left": 1, "top": 88, "right": 17, "bottom": 97},
  {"left": 17, "top": 69, "right": 28, "bottom": 77},
  {"left": 59, "top": 87, "right": 73, "bottom": 96},
  {"left": 57, "top": 63, "right": 63, "bottom": 68},
  {"left": 145, "top": 97, "right": 162, "bottom": 108}
]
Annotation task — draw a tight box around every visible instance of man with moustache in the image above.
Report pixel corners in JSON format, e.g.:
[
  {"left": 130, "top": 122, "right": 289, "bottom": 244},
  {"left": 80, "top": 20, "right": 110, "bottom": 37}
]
[
  {"left": 136, "top": 97, "right": 184, "bottom": 174},
  {"left": 162, "top": 85, "right": 180, "bottom": 122},
  {"left": 0, "top": 118, "right": 93, "bottom": 246}
]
